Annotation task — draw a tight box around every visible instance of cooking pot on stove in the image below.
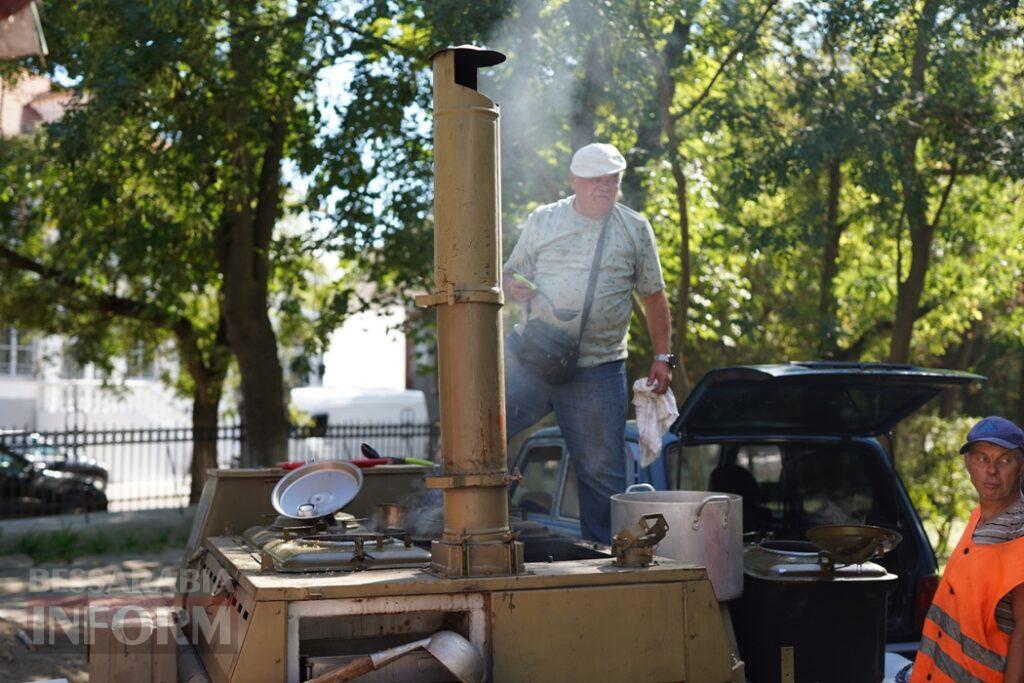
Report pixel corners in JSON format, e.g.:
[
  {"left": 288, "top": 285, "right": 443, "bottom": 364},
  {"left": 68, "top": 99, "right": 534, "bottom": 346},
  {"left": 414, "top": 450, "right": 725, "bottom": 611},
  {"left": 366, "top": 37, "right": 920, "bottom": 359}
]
[
  {"left": 370, "top": 503, "right": 412, "bottom": 531},
  {"left": 610, "top": 485, "right": 743, "bottom": 600}
]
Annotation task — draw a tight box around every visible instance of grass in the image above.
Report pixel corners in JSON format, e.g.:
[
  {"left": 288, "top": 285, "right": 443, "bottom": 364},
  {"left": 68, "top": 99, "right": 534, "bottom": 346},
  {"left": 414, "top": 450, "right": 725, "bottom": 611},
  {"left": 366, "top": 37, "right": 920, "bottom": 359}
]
[{"left": 10, "top": 528, "right": 188, "bottom": 564}]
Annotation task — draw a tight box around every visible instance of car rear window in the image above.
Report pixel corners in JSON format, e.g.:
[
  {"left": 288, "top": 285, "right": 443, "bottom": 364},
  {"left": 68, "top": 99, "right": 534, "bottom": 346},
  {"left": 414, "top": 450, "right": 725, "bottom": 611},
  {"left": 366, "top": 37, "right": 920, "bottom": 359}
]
[
  {"left": 700, "top": 443, "right": 899, "bottom": 537},
  {"left": 510, "top": 445, "right": 562, "bottom": 516}
]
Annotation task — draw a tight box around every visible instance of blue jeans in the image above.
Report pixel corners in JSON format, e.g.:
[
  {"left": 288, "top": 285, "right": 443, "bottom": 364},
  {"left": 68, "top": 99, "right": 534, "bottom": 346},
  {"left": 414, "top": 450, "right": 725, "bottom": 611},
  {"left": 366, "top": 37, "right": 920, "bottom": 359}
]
[{"left": 504, "top": 352, "right": 628, "bottom": 543}]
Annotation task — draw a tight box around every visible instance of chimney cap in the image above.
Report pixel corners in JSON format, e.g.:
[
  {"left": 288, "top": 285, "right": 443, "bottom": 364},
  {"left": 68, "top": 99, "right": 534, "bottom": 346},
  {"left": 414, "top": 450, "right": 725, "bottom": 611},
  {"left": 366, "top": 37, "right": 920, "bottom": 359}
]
[{"left": 429, "top": 44, "right": 506, "bottom": 67}]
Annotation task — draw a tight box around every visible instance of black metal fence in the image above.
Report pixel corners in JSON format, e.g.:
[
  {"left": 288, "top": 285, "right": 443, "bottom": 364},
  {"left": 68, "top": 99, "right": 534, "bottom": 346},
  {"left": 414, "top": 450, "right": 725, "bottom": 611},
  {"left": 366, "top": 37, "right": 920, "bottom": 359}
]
[{"left": 0, "top": 422, "right": 439, "bottom": 518}]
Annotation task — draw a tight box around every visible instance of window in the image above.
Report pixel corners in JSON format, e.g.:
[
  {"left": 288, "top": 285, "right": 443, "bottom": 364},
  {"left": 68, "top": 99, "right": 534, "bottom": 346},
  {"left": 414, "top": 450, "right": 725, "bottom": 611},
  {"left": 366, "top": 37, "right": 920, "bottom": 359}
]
[
  {"left": 559, "top": 459, "right": 579, "bottom": 519},
  {"left": 0, "top": 327, "right": 36, "bottom": 377},
  {"left": 510, "top": 445, "right": 563, "bottom": 516},
  {"left": 778, "top": 447, "right": 879, "bottom": 528},
  {"left": 665, "top": 442, "right": 720, "bottom": 490},
  {"left": 735, "top": 445, "right": 784, "bottom": 515},
  {"left": 721, "top": 443, "right": 897, "bottom": 537},
  {"left": 61, "top": 351, "right": 86, "bottom": 379},
  {"left": 126, "top": 344, "right": 156, "bottom": 379}
]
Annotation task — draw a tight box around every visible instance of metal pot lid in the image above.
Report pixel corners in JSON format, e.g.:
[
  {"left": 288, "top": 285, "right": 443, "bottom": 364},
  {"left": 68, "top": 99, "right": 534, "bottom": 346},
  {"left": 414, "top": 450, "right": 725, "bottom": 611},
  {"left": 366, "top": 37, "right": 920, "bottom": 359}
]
[{"left": 271, "top": 461, "right": 364, "bottom": 519}]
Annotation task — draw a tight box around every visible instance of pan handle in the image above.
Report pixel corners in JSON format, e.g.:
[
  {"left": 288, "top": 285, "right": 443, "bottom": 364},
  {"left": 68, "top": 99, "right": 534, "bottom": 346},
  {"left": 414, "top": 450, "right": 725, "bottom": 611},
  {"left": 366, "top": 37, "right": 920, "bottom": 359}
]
[
  {"left": 692, "top": 494, "right": 732, "bottom": 531},
  {"left": 625, "top": 483, "right": 656, "bottom": 494}
]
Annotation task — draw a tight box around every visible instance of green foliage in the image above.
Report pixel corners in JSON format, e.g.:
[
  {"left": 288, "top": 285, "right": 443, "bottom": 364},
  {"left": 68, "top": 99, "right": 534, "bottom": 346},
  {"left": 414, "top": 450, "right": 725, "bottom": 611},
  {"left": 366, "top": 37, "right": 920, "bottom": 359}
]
[
  {"left": 2, "top": 0, "right": 1023, "bottom": 450},
  {"left": 896, "top": 414, "right": 980, "bottom": 561},
  {"left": 0, "top": 1, "right": 401, "bottom": 432},
  {"left": 10, "top": 527, "right": 187, "bottom": 564}
]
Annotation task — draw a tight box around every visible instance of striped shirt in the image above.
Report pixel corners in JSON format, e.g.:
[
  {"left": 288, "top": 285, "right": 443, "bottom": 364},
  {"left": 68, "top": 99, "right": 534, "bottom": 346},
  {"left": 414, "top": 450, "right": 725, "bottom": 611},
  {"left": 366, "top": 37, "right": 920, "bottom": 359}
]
[{"left": 972, "top": 495, "right": 1024, "bottom": 634}]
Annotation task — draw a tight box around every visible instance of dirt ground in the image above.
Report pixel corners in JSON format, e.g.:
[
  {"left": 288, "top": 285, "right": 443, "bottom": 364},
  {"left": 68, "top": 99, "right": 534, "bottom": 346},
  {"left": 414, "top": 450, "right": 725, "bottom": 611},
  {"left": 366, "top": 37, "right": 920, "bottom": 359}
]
[
  {"left": 0, "top": 549, "right": 180, "bottom": 683},
  {"left": 0, "top": 616, "right": 87, "bottom": 683}
]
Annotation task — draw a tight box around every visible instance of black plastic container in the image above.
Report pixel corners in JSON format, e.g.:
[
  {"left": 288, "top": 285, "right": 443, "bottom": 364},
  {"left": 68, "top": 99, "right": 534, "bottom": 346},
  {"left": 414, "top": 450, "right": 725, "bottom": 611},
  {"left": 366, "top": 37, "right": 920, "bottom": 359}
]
[{"left": 731, "top": 540, "right": 896, "bottom": 683}]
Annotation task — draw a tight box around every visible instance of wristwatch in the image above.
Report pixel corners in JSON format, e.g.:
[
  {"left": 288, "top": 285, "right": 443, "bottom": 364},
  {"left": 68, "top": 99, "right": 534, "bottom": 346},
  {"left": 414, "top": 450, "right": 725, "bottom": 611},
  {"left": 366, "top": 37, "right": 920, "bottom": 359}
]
[{"left": 655, "top": 353, "right": 677, "bottom": 369}]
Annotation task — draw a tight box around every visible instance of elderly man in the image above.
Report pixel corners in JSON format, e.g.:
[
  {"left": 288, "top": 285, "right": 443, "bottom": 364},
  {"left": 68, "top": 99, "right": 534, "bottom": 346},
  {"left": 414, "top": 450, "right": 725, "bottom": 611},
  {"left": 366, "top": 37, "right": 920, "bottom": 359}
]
[
  {"left": 906, "top": 416, "right": 1024, "bottom": 683},
  {"left": 502, "top": 143, "right": 672, "bottom": 543}
]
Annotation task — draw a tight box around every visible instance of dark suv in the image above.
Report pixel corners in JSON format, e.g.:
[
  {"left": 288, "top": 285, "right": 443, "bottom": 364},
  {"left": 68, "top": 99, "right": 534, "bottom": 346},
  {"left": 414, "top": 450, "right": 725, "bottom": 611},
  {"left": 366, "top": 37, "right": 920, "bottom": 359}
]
[
  {"left": 0, "top": 444, "right": 108, "bottom": 517},
  {"left": 510, "top": 361, "right": 981, "bottom": 654}
]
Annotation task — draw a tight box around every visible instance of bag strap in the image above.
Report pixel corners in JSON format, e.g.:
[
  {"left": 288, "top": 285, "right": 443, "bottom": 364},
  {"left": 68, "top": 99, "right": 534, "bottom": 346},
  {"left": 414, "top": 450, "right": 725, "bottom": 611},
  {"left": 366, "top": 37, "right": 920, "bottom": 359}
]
[{"left": 577, "top": 207, "right": 614, "bottom": 343}]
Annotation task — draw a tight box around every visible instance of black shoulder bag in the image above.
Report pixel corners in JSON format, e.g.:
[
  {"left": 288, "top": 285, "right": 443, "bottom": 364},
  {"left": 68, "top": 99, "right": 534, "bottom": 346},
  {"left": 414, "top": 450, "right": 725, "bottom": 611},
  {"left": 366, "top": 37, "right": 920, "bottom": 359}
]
[{"left": 507, "top": 210, "right": 612, "bottom": 385}]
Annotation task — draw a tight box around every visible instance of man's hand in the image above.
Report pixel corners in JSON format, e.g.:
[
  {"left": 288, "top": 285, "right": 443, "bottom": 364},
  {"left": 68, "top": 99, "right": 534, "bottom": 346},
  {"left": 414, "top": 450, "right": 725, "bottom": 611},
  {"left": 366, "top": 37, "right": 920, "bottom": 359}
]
[
  {"left": 640, "top": 289, "right": 673, "bottom": 395},
  {"left": 503, "top": 271, "right": 537, "bottom": 303},
  {"left": 647, "top": 360, "right": 672, "bottom": 395}
]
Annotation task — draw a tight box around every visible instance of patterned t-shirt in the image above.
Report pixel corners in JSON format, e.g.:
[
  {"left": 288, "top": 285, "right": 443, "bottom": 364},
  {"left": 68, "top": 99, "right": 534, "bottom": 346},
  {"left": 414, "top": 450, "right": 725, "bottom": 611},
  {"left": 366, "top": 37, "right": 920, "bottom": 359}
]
[
  {"left": 972, "top": 495, "right": 1024, "bottom": 634},
  {"left": 503, "top": 197, "right": 665, "bottom": 367}
]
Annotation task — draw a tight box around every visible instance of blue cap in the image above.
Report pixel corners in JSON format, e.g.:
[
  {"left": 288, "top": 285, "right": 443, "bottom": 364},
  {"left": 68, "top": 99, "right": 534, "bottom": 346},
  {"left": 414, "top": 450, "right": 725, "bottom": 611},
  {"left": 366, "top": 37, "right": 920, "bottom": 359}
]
[{"left": 959, "top": 416, "right": 1024, "bottom": 454}]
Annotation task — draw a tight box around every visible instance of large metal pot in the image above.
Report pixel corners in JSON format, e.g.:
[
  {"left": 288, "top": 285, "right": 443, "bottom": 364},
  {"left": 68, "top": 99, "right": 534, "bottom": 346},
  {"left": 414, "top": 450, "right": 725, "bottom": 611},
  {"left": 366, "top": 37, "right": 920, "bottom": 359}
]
[{"left": 610, "top": 485, "right": 743, "bottom": 600}]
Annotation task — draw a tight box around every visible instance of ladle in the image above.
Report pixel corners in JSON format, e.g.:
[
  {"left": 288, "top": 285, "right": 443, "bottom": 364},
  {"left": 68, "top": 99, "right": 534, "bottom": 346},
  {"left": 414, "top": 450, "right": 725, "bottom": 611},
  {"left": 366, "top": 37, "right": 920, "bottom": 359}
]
[
  {"left": 303, "top": 630, "right": 484, "bottom": 683},
  {"left": 512, "top": 273, "right": 578, "bottom": 322}
]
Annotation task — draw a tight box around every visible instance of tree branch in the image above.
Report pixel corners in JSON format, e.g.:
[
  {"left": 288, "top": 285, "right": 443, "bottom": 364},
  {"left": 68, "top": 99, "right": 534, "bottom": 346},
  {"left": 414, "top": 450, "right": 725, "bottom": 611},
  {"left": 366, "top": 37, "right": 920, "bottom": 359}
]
[
  {"left": 253, "top": 114, "right": 288, "bottom": 268},
  {"left": 671, "top": 0, "right": 779, "bottom": 124},
  {"left": 929, "top": 158, "right": 958, "bottom": 229},
  {"left": 834, "top": 300, "right": 940, "bottom": 361},
  {"left": 0, "top": 245, "right": 174, "bottom": 327}
]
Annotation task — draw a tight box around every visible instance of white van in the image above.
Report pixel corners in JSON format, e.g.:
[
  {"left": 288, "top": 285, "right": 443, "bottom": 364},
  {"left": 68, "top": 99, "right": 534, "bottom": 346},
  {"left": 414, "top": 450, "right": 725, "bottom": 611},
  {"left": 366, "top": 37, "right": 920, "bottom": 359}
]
[{"left": 289, "top": 387, "right": 431, "bottom": 462}]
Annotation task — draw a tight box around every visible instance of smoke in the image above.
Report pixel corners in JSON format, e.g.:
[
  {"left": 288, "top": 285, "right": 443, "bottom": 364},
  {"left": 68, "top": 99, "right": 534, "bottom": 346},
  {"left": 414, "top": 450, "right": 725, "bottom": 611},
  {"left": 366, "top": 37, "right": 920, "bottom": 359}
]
[
  {"left": 478, "top": 0, "right": 612, "bottom": 214},
  {"left": 470, "top": 2, "right": 623, "bottom": 445}
]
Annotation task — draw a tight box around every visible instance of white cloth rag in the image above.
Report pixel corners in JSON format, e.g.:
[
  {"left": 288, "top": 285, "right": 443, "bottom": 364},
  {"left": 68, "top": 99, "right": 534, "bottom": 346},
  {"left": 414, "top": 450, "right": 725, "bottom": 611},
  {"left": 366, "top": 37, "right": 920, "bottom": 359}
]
[{"left": 631, "top": 378, "right": 679, "bottom": 468}]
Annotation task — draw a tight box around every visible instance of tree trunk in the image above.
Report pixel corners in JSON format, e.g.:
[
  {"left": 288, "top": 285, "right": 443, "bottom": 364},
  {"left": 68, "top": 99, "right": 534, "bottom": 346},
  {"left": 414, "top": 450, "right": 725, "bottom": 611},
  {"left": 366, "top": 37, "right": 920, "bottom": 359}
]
[
  {"left": 189, "top": 369, "right": 224, "bottom": 503},
  {"left": 659, "top": 20, "right": 694, "bottom": 398},
  {"left": 220, "top": 7, "right": 293, "bottom": 467},
  {"left": 221, "top": 212, "right": 289, "bottom": 467},
  {"left": 570, "top": 33, "right": 602, "bottom": 152},
  {"left": 668, "top": 150, "right": 692, "bottom": 399},
  {"left": 889, "top": 0, "right": 941, "bottom": 365},
  {"left": 939, "top": 321, "right": 982, "bottom": 416},
  {"left": 175, "top": 317, "right": 230, "bottom": 503},
  {"left": 819, "top": 156, "right": 843, "bottom": 358}
]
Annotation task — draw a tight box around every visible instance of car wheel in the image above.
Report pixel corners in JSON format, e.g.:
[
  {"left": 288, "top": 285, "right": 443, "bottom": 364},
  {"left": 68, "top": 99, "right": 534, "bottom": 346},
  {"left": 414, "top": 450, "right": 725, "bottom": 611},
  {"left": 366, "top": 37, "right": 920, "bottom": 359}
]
[
  {"left": 61, "top": 497, "right": 89, "bottom": 515},
  {"left": 61, "top": 492, "right": 105, "bottom": 515}
]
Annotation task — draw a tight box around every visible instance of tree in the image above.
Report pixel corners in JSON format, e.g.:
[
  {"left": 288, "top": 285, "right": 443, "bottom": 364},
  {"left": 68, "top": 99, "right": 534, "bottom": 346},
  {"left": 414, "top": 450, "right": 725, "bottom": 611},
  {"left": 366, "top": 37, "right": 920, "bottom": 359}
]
[{"left": 0, "top": 0, "right": 415, "bottom": 467}]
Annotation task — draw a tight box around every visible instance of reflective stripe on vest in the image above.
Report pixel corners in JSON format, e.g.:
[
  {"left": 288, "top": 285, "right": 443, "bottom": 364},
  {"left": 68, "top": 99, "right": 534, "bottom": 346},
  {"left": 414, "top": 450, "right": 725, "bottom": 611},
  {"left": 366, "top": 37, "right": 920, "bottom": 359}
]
[
  {"left": 919, "top": 636, "right": 986, "bottom": 683},
  {"left": 926, "top": 603, "right": 1006, "bottom": 673}
]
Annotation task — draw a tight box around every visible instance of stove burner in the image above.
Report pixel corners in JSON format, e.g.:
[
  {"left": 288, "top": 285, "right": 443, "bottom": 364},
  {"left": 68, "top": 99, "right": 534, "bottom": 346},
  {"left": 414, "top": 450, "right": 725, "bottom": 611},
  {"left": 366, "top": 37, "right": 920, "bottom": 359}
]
[
  {"left": 244, "top": 524, "right": 431, "bottom": 573},
  {"left": 263, "top": 512, "right": 364, "bottom": 540}
]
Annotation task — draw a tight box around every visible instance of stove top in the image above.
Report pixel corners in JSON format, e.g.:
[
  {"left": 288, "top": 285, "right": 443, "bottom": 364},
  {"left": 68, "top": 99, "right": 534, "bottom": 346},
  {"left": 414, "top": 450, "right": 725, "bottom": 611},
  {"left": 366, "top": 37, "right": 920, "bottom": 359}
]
[{"left": 244, "top": 525, "right": 431, "bottom": 573}]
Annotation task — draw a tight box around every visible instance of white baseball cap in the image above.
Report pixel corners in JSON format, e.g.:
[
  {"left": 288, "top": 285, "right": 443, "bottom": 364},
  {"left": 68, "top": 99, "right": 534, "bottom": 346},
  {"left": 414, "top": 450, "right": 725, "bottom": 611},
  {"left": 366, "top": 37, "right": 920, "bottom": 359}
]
[{"left": 570, "top": 143, "right": 627, "bottom": 178}]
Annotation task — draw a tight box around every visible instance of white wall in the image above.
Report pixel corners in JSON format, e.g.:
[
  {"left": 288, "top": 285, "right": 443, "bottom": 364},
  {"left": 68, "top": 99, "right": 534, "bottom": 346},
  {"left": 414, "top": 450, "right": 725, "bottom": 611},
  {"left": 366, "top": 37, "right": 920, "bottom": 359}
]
[
  {"left": 321, "top": 306, "right": 406, "bottom": 391},
  {"left": 0, "top": 377, "right": 37, "bottom": 427}
]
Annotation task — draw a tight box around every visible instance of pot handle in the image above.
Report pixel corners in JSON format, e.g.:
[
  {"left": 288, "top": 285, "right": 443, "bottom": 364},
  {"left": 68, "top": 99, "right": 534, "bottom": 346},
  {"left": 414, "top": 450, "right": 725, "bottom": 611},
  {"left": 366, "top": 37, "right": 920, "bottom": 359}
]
[
  {"left": 692, "top": 494, "right": 732, "bottom": 530},
  {"left": 625, "top": 483, "right": 656, "bottom": 493}
]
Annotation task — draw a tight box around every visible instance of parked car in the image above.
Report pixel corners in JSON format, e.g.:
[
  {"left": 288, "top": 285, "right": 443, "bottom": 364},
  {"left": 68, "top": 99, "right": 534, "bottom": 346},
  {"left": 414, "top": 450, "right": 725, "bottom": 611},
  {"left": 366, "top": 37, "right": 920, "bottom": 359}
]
[
  {"left": 0, "top": 431, "right": 109, "bottom": 491},
  {"left": 509, "top": 361, "right": 982, "bottom": 655},
  {"left": 0, "top": 443, "right": 108, "bottom": 517},
  {"left": 508, "top": 421, "right": 667, "bottom": 537}
]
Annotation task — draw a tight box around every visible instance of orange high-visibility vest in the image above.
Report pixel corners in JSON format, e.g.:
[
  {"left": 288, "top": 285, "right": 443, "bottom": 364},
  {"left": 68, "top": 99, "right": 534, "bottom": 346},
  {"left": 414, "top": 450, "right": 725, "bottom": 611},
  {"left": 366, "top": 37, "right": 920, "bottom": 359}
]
[{"left": 911, "top": 506, "right": 1024, "bottom": 683}]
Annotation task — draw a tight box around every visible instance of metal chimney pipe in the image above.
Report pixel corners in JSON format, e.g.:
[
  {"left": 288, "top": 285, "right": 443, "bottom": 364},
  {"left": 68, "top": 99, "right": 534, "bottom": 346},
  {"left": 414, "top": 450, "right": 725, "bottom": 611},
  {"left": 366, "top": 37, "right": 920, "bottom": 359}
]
[{"left": 416, "top": 45, "right": 523, "bottom": 578}]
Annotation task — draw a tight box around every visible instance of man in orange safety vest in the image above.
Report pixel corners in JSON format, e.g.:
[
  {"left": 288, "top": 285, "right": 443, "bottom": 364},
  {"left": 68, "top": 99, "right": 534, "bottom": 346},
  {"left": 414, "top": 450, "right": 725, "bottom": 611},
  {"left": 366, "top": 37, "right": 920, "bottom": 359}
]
[{"left": 907, "top": 416, "right": 1024, "bottom": 683}]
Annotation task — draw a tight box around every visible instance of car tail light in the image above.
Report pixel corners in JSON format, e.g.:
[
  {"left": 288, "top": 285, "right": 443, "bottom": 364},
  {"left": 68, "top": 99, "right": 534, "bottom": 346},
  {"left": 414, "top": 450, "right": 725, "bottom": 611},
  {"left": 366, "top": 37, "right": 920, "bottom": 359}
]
[{"left": 915, "top": 574, "right": 940, "bottom": 632}]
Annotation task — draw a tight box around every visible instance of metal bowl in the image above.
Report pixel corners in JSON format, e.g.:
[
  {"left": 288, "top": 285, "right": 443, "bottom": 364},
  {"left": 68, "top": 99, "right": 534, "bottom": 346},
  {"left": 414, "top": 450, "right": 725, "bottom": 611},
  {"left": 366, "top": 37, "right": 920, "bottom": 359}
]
[
  {"left": 271, "top": 461, "right": 364, "bottom": 519},
  {"left": 806, "top": 524, "right": 902, "bottom": 564}
]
